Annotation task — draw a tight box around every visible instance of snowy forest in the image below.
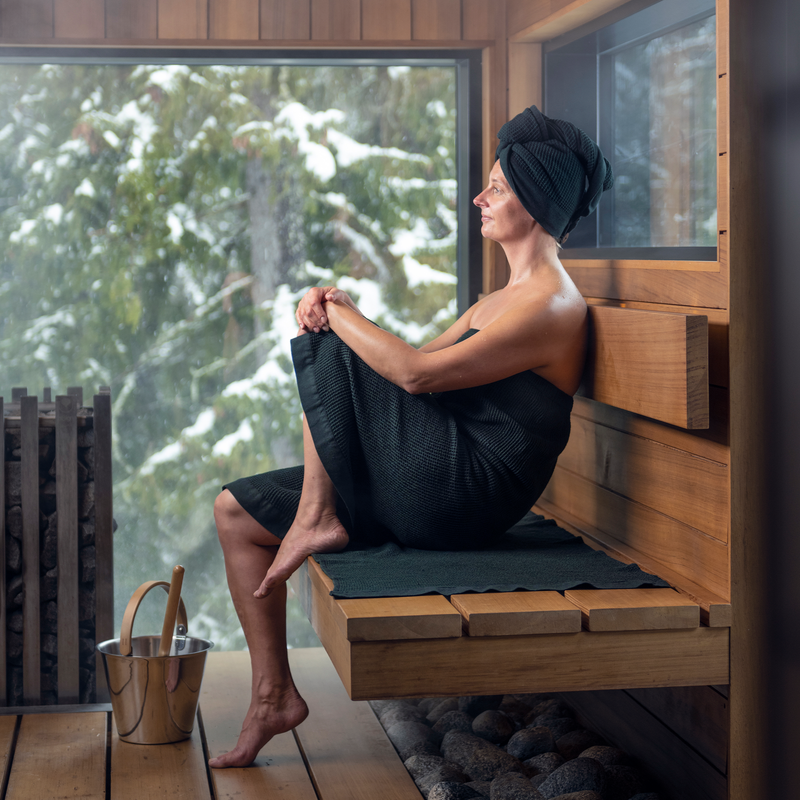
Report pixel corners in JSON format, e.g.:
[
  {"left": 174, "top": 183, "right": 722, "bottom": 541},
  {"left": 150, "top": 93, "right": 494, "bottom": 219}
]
[{"left": 0, "top": 62, "right": 459, "bottom": 647}]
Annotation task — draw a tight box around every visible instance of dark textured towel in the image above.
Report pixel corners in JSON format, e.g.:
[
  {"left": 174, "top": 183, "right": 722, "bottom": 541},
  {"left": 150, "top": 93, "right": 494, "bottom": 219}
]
[{"left": 314, "top": 511, "right": 669, "bottom": 598}]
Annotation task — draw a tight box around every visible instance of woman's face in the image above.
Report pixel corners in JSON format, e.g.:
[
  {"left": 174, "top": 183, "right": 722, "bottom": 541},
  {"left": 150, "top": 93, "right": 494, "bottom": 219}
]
[{"left": 473, "top": 161, "right": 536, "bottom": 243}]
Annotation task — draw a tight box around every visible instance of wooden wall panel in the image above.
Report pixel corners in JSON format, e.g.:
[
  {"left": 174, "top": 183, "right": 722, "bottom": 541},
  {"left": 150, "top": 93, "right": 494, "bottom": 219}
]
[
  {"left": 160, "top": 0, "right": 209, "bottom": 39},
  {"left": 507, "top": 0, "right": 553, "bottom": 36},
  {"left": 0, "top": 0, "right": 53, "bottom": 38},
  {"left": 462, "top": 0, "right": 491, "bottom": 41},
  {"left": 311, "top": 0, "right": 360, "bottom": 40},
  {"left": 559, "top": 414, "right": 729, "bottom": 542},
  {"left": 362, "top": 0, "right": 410, "bottom": 40},
  {"left": 540, "top": 467, "right": 730, "bottom": 598},
  {"left": 563, "top": 689, "right": 727, "bottom": 800},
  {"left": 508, "top": 42, "right": 542, "bottom": 115},
  {"left": 260, "top": 0, "right": 310, "bottom": 39},
  {"left": 209, "top": 0, "right": 259, "bottom": 39},
  {"left": 106, "top": 0, "right": 157, "bottom": 39},
  {"left": 54, "top": 0, "right": 104, "bottom": 38},
  {"left": 508, "top": 0, "right": 633, "bottom": 41},
  {"left": 411, "top": 0, "right": 461, "bottom": 40}
]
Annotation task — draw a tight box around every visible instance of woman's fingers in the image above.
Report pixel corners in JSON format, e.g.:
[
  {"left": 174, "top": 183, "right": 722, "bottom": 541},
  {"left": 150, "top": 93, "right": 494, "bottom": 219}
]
[{"left": 297, "top": 286, "right": 334, "bottom": 332}]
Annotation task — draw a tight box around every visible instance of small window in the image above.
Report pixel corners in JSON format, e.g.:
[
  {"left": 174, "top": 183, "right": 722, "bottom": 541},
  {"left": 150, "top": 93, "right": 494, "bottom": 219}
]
[{"left": 545, "top": 0, "right": 717, "bottom": 259}]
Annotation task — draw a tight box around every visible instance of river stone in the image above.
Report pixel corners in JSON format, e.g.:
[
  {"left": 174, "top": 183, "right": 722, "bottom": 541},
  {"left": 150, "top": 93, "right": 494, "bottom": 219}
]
[
  {"left": 368, "top": 699, "right": 395, "bottom": 716},
  {"left": 556, "top": 730, "right": 606, "bottom": 760},
  {"left": 526, "top": 699, "right": 572, "bottom": 722},
  {"left": 405, "top": 754, "right": 450, "bottom": 779},
  {"left": 577, "top": 746, "right": 632, "bottom": 767},
  {"left": 473, "top": 711, "right": 516, "bottom": 745},
  {"left": 386, "top": 720, "right": 441, "bottom": 761},
  {"left": 459, "top": 696, "right": 504, "bottom": 716},
  {"left": 489, "top": 772, "right": 543, "bottom": 800},
  {"left": 524, "top": 753, "right": 565, "bottom": 776},
  {"left": 418, "top": 765, "right": 470, "bottom": 798},
  {"left": 418, "top": 698, "right": 444, "bottom": 714},
  {"left": 499, "top": 697, "right": 533, "bottom": 727},
  {"left": 429, "top": 698, "right": 461, "bottom": 724},
  {"left": 381, "top": 701, "right": 427, "bottom": 729},
  {"left": 605, "top": 764, "right": 649, "bottom": 800},
  {"left": 535, "top": 717, "right": 580, "bottom": 740},
  {"left": 467, "top": 781, "right": 493, "bottom": 796},
  {"left": 434, "top": 711, "right": 476, "bottom": 736},
  {"left": 530, "top": 775, "right": 548, "bottom": 790},
  {"left": 549, "top": 793, "right": 604, "bottom": 800},
  {"left": 428, "top": 782, "right": 483, "bottom": 800},
  {"left": 441, "top": 731, "right": 529, "bottom": 782},
  {"left": 507, "top": 726, "right": 557, "bottom": 760},
  {"left": 538, "top": 758, "right": 608, "bottom": 799}
]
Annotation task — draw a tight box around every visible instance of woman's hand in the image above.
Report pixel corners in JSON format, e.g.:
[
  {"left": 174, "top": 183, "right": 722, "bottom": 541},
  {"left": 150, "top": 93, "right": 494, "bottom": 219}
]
[{"left": 296, "top": 286, "right": 360, "bottom": 333}]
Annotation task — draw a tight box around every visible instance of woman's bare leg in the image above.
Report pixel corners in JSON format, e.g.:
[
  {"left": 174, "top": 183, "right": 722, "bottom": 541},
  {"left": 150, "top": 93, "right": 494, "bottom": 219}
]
[
  {"left": 208, "top": 489, "right": 309, "bottom": 769},
  {"left": 254, "top": 408, "right": 349, "bottom": 599}
]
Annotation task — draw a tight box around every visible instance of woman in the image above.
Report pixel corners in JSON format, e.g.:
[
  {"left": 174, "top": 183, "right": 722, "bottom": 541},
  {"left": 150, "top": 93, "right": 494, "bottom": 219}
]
[{"left": 209, "top": 105, "right": 613, "bottom": 768}]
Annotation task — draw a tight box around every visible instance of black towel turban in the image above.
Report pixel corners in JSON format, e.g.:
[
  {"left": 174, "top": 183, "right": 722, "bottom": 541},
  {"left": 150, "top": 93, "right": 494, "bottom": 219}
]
[{"left": 496, "top": 105, "right": 614, "bottom": 242}]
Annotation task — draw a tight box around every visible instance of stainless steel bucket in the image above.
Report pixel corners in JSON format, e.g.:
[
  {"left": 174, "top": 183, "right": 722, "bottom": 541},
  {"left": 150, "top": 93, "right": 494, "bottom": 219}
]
[{"left": 97, "top": 580, "right": 214, "bottom": 744}]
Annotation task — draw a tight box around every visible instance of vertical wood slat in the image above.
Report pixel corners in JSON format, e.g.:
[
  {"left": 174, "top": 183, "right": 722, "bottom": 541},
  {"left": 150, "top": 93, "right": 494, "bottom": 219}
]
[
  {"left": 10, "top": 389, "right": 26, "bottom": 401},
  {"left": 311, "top": 0, "right": 360, "bottom": 41},
  {"left": 411, "top": 0, "right": 461, "bottom": 40},
  {"left": 53, "top": 0, "right": 105, "bottom": 38},
  {"left": 56, "top": 396, "right": 79, "bottom": 704},
  {"left": 361, "top": 0, "right": 410, "bottom": 40},
  {"left": 20, "top": 396, "right": 40, "bottom": 705},
  {"left": 0, "top": 0, "right": 53, "bottom": 38},
  {"left": 260, "top": 0, "right": 310, "bottom": 39},
  {"left": 93, "top": 391, "right": 113, "bottom": 702},
  {"left": 209, "top": 0, "right": 259, "bottom": 39},
  {"left": 462, "top": 0, "right": 491, "bottom": 40},
  {"left": 0, "top": 399, "right": 5, "bottom": 706},
  {"left": 66, "top": 387, "right": 83, "bottom": 407},
  {"left": 42, "top": 388, "right": 51, "bottom": 403},
  {"left": 159, "top": 0, "right": 208, "bottom": 39},
  {"left": 508, "top": 42, "right": 542, "bottom": 116},
  {"left": 105, "top": 0, "right": 157, "bottom": 39}
]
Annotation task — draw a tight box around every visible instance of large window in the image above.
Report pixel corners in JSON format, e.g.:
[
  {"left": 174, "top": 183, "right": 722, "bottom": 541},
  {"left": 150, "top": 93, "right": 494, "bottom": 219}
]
[
  {"left": 0, "top": 53, "right": 480, "bottom": 646},
  {"left": 545, "top": 0, "right": 717, "bottom": 259}
]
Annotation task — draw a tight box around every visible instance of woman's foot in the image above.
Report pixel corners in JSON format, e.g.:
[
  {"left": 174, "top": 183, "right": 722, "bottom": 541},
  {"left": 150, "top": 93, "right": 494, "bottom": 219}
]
[
  {"left": 208, "top": 687, "right": 309, "bottom": 769},
  {"left": 254, "top": 510, "right": 348, "bottom": 598}
]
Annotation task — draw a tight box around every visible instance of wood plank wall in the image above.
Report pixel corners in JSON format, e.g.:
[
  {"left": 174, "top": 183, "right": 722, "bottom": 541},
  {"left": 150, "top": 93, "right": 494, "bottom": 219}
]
[
  {"left": 0, "top": 0, "right": 502, "bottom": 43},
  {"left": 507, "top": 1, "right": 733, "bottom": 798}
]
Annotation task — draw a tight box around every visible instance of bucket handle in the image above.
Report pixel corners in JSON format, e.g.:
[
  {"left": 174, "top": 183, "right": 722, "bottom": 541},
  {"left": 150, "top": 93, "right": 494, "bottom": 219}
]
[{"left": 119, "top": 580, "right": 189, "bottom": 657}]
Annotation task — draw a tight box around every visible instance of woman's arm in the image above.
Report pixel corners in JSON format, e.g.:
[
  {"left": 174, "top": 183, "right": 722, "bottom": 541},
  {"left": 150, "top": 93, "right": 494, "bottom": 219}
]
[{"left": 321, "top": 291, "right": 583, "bottom": 394}]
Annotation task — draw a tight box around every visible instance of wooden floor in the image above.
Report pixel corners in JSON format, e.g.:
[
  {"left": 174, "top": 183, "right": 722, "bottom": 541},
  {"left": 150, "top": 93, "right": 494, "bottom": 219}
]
[{"left": 0, "top": 649, "right": 421, "bottom": 799}]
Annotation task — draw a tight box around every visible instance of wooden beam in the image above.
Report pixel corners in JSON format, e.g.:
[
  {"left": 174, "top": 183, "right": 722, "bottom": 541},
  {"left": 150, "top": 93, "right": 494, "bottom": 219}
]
[
  {"left": 582, "top": 305, "right": 709, "bottom": 429},
  {"left": 336, "top": 595, "right": 463, "bottom": 641},
  {"left": 56, "top": 396, "right": 80, "bottom": 704},
  {"left": 509, "top": 0, "right": 635, "bottom": 42}
]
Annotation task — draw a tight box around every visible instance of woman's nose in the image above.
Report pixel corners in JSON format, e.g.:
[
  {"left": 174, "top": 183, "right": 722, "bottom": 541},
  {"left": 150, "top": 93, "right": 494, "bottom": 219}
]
[{"left": 473, "top": 191, "right": 487, "bottom": 207}]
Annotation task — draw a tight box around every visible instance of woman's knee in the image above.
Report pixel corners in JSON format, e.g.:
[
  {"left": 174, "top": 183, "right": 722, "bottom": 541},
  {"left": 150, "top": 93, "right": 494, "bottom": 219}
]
[{"left": 214, "top": 489, "right": 242, "bottom": 540}]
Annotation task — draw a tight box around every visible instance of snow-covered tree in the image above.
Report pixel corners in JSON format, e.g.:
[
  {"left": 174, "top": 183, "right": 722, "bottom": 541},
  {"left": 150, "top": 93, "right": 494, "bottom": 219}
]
[{"left": 0, "top": 62, "right": 459, "bottom": 646}]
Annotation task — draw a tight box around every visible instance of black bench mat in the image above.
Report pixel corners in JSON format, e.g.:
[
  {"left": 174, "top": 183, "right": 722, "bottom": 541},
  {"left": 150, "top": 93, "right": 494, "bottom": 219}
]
[{"left": 314, "top": 512, "right": 670, "bottom": 598}]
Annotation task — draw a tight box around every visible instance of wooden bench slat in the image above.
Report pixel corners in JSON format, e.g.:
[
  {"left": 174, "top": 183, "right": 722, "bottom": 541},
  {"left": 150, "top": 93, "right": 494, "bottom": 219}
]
[
  {"left": 288, "top": 647, "right": 422, "bottom": 800},
  {"left": 5, "top": 712, "right": 106, "bottom": 799},
  {"left": 338, "top": 595, "right": 463, "bottom": 641},
  {"left": 450, "top": 591, "right": 582, "bottom": 636},
  {"left": 564, "top": 589, "right": 701, "bottom": 631},
  {"left": 200, "top": 651, "right": 318, "bottom": 800},
  {"left": 534, "top": 499, "right": 732, "bottom": 628},
  {"left": 110, "top": 713, "right": 211, "bottom": 799}
]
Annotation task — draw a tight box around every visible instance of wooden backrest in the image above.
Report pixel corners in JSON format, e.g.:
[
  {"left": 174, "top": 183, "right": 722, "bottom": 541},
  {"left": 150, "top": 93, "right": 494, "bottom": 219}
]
[{"left": 581, "top": 306, "right": 709, "bottom": 430}]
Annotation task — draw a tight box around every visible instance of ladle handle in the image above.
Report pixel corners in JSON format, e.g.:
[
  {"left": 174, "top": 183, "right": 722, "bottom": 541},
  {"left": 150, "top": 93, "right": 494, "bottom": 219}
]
[
  {"left": 158, "top": 566, "right": 185, "bottom": 657},
  {"left": 119, "top": 580, "right": 188, "bottom": 657}
]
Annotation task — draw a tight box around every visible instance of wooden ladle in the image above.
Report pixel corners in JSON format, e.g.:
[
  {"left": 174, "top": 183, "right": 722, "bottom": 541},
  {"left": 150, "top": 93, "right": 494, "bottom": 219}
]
[{"left": 158, "top": 565, "right": 185, "bottom": 657}]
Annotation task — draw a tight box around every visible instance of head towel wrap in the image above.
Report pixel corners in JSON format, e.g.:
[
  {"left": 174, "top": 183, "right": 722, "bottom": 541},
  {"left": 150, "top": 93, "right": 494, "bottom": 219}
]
[{"left": 496, "top": 105, "right": 614, "bottom": 242}]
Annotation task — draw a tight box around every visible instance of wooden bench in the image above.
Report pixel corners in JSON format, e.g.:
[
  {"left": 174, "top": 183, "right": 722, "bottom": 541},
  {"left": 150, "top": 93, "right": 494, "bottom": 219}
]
[{"left": 291, "top": 305, "right": 731, "bottom": 700}]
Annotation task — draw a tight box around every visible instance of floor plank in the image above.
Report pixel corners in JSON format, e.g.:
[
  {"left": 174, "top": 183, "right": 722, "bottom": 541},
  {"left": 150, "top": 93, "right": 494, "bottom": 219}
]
[
  {"left": 0, "top": 716, "right": 17, "bottom": 795},
  {"left": 110, "top": 713, "right": 211, "bottom": 799},
  {"left": 289, "top": 647, "right": 421, "bottom": 800},
  {"left": 5, "top": 712, "right": 106, "bottom": 800},
  {"left": 200, "top": 650, "right": 318, "bottom": 800}
]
